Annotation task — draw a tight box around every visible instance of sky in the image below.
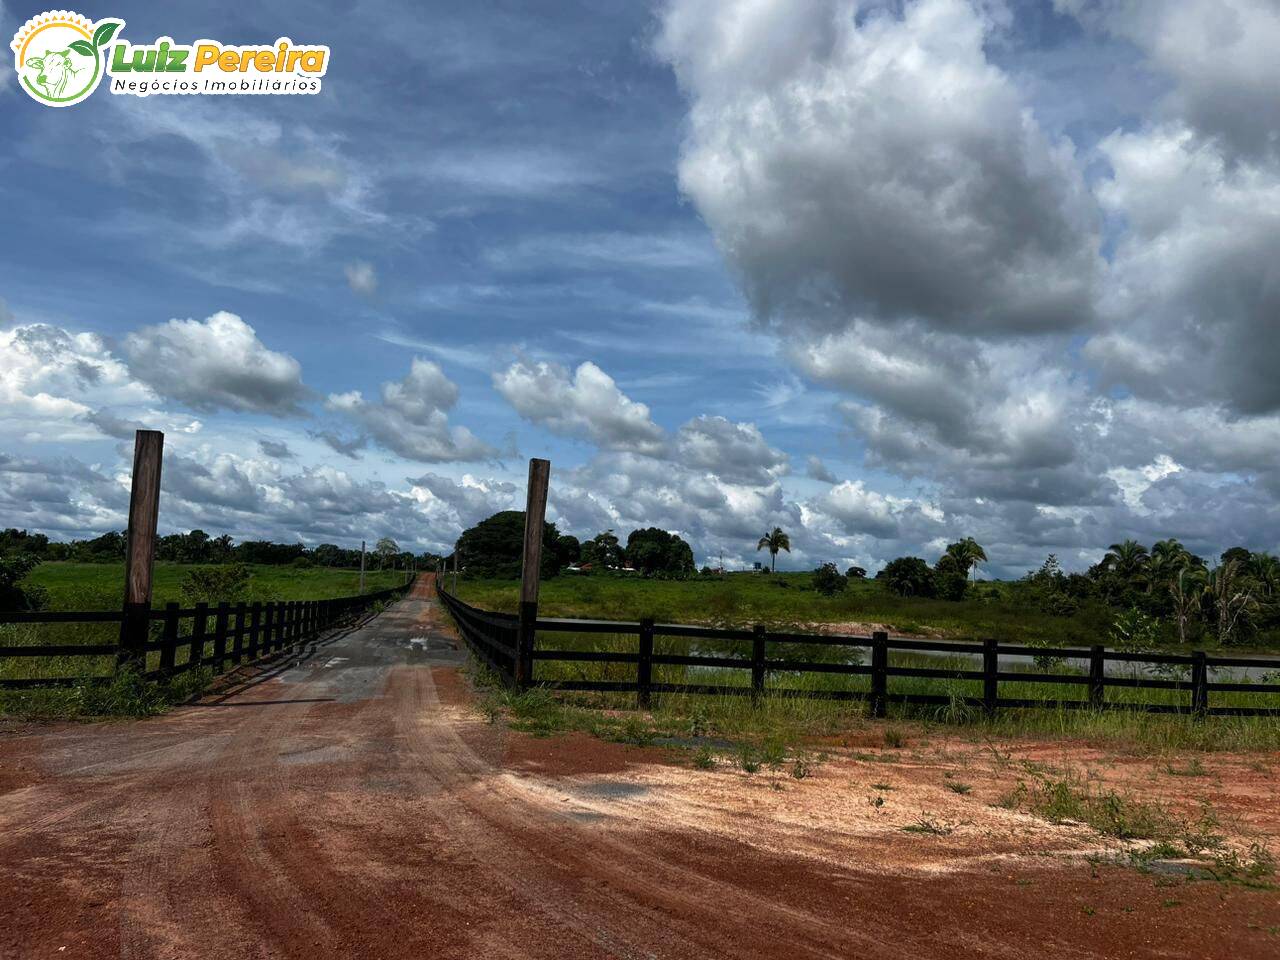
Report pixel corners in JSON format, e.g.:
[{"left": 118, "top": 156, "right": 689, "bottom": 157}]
[{"left": 1, "top": 0, "right": 1279, "bottom": 577}]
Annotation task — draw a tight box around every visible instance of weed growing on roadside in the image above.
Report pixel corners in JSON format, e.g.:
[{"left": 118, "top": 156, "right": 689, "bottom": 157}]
[{"left": 903, "top": 813, "right": 953, "bottom": 836}]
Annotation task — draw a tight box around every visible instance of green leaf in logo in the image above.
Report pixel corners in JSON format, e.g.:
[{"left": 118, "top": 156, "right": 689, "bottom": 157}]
[
  {"left": 92, "top": 21, "right": 120, "bottom": 49},
  {"left": 69, "top": 39, "right": 95, "bottom": 57}
]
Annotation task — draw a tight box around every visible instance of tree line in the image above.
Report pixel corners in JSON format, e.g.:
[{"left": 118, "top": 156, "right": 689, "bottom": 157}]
[
  {"left": 451, "top": 512, "right": 695, "bottom": 579},
  {"left": 0, "top": 528, "right": 436, "bottom": 571}
]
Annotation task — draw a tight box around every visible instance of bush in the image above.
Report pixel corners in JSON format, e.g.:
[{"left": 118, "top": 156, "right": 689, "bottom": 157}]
[
  {"left": 882, "top": 557, "right": 935, "bottom": 597},
  {"left": 290, "top": 556, "right": 313, "bottom": 568},
  {"left": 179, "top": 563, "right": 252, "bottom": 604},
  {"left": 933, "top": 555, "right": 968, "bottom": 602},
  {"left": 1109, "top": 606, "right": 1161, "bottom": 652},
  {"left": 0, "top": 553, "right": 48, "bottom": 611},
  {"left": 812, "top": 562, "right": 847, "bottom": 596}
]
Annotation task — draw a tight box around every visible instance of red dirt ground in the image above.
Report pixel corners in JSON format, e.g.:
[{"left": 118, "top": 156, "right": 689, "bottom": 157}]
[{"left": 1, "top": 576, "right": 1277, "bottom": 959}]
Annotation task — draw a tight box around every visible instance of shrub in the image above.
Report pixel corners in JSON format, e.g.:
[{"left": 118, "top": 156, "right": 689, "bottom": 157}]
[
  {"left": 933, "top": 555, "right": 968, "bottom": 602},
  {"left": 1109, "top": 606, "right": 1161, "bottom": 652},
  {"left": 0, "top": 553, "right": 48, "bottom": 611},
  {"left": 882, "top": 557, "right": 935, "bottom": 597},
  {"left": 812, "top": 562, "right": 847, "bottom": 596},
  {"left": 179, "top": 563, "right": 252, "bottom": 604}
]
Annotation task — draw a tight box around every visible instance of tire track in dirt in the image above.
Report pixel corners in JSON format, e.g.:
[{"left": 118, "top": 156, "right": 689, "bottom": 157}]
[
  {"left": 6, "top": 578, "right": 1280, "bottom": 960},
  {"left": 393, "top": 664, "right": 868, "bottom": 959}
]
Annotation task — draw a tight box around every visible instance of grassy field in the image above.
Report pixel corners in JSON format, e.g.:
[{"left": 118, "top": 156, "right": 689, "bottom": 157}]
[
  {"left": 1, "top": 562, "right": 408, "bottom": 716},
  {"left": 451, "top": 573, "right": 1280, "bottom": 754},
  {"left": 24, "top": 562, "right": 406, "bottom": 611},
  {"left": 455, "top": 571, "right": 1118, "bottom": 646}
]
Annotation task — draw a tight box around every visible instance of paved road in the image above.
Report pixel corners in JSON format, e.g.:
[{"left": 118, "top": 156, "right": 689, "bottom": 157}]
[{"left": 3, "top": 578, "right": 1276, "bottom": 960}]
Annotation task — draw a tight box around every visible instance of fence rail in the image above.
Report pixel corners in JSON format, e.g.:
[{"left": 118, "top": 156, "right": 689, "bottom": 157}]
[
  {"left": 0, "top": 583, "right": 412, "bottom": 689},
  {"left": 438, "top": 586, "right": 1280, "bottom": 719}
]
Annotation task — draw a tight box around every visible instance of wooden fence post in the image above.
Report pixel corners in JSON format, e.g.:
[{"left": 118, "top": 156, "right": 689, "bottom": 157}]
[
  {"left": 246, "top": 601, "right": 259, "bottom": 659},
  {"left": 190, "top": 602, "right": 208, "bottom": 670},
  {"left": 262, "top": 602, "right": 275, "bottom": 656},
  {"left": 637, "top": 618, "right": 655, "bottom": 709},
  {"left": 1191, "top": 650, "right": 1209, "bottom": 717},
  {"left": 1089, "top": 645, "right": 1105, "bottom": 710},
  {"left": 159, "top": 602, "right": 179, "bottom": 675},
  {"left": 871, "top": 631, "right": 888, "bottom": 719},
  {"left": 982, "top": 638, "right": 998, "bottom": 717},
  {"left": 751, "top": 624, "right": 767, "bottom": 699},
  {"left": 213, "top": 601, "right": 229, "bottom": 671},
  {"left": 117, "top": 429, "right": 164, "bottom": 670},
  {"left": 232, "top": 603, "right": 246, "bottom": 663},
  {"left": 516, "top": 458, "right": 551, "bottom": 689}
]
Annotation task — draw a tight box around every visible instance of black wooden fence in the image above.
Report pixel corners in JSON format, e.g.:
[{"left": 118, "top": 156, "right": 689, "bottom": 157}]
[
  {"left": 437, "top": 585, "right": 1280, "bottom": 719},
  {"left": 0, "top": 583, "right": 410, "bottom": 689}
]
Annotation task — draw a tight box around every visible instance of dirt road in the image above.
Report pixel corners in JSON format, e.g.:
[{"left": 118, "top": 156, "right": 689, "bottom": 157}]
[{"left": 2, "top": 579, "right": 1277, "bottom": 959}]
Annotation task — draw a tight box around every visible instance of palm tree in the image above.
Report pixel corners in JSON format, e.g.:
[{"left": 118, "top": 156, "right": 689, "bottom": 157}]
[
  {"left": 1149, "top": 538, "right": 1194, "bottom": 594},
  {"left": 756, "top": 527, "right": 791, "bottom": 572},
  {"left": 1168, "top": 565, "right": 1207, "bottom": 645},
  {"left": 1102, "top": 540, "right": 1149, "bottom": 586},
  {"left": 1208, "top": 560, "right": 1258, "bottom": 645},
  {"left": 944, "top": 537, "right": 988, "bottom": 583},
  {"left": 1246, "top": 552, "right": 1279, "bottom": 599}
]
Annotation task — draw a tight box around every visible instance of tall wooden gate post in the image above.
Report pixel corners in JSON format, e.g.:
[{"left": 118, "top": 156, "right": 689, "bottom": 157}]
[
  {"left": 118, "top": 430, "right": 164, "bottom": 670},
  {"left": 516, "top": 458, "right": 551, "bottom": 688}
]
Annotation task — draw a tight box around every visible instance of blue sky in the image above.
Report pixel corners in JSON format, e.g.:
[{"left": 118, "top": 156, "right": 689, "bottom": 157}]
[{"left": 3, "top": 0, "right": 1280, "bottom": 575}]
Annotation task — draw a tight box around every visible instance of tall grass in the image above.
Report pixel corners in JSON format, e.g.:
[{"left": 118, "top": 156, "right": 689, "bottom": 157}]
[{"left": 511, "top": 626, "right": 1280, "bottom": 753}]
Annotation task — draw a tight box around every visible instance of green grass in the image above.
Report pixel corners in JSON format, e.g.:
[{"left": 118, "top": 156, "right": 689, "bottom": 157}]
[
  {"left": 457, "top": 572, "right": 1114, "bottom": 646},
  {"left": 24, "top": 561, "right": 405, "bottom": 611},
  {"left": 456, "top": 572, "right": 1280, "bottom": 652},
  {"left": 465, "top": 617, "right": 1280, "bottom": 753},
  {"left": 0, "top": 666, "right": 216, "bottom": 721}
]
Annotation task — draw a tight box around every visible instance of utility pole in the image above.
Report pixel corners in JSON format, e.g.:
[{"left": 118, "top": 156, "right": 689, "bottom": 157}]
[{"left": 360, "top": 539, "right": 366, "bottom": 594}]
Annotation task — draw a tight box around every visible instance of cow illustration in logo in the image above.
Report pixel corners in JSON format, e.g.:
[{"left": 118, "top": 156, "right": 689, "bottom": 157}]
[{"left": 26, "top": 48, "right": 82, "bottom": 98}]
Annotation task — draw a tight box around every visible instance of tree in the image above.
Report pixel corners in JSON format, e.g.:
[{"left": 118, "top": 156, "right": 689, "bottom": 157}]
[
  {"left": 1148, "top": 539, "right": 1200, "bottom": 595},
  {"left": 1168, "top": 565, "right": 1207, "bottom": 645},
  {"left": 581, "top": 530, "right": 624, "bottom": 569},
  {"left": 1207, "top": 560, "right": 1258, "bottom": 645},
  {"left": 812, "top": 562, "right": 846, "bottom": 596},
  {"left": 555, "top": 535, "right": 581, "bottom": 568},
  {"left": 944, "top": 537, "right": 988, "bottom": 583},
  {"left": 846, "top": 566, "right": 867, "bottom": 580},
  {"left": 756, "top": 527, "right": 791, "bottom": 572},
  {"left": 625, "top": 528, "right": 695, "bottom": 577},
  {"left": 375, "top": 537, "right": 400, "bottom": 569},
  {"left": 1102, "top": 540, "right": 1149, "bottom": 584},
  {"left": 882, "top": 557, "right": 935, "bottom": 598},
  {"left": 455, "top": 511, "right": 562, "bottom": 579},
  {"left": 1221, "top": 546, "right": 1252, "bottom": 565},
  {"left": 933, "top": 554, "right": 968, "bottom": 601}
]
